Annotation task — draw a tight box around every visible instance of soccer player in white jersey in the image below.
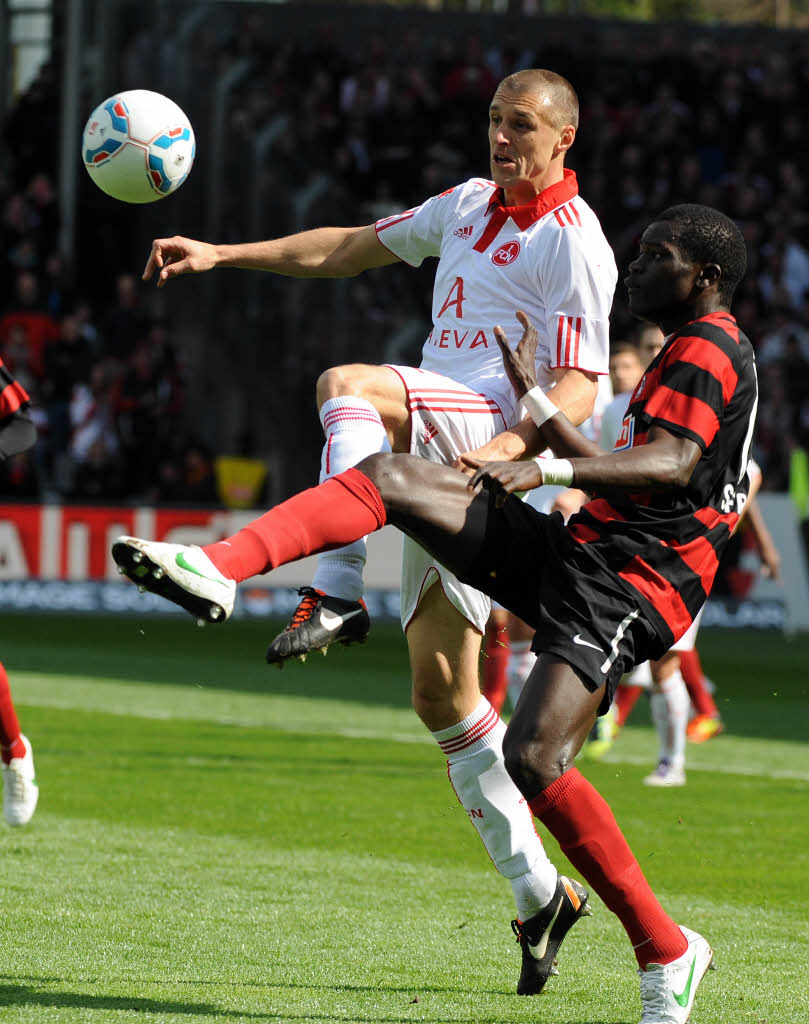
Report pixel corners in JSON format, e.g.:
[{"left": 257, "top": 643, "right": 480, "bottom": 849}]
[{"left": 140, "top": 69, "right": 617, "bottom": 992}]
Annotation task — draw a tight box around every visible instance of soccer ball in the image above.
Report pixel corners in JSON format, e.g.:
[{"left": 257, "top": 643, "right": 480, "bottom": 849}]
[{"left": 82, "top": 90, "right": 195, "bottom": 204}]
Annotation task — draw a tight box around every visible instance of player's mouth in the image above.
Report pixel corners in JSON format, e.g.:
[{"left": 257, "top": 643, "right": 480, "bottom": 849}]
[{"left": 493, "top": 154, "right": 517, "bottom": 169}]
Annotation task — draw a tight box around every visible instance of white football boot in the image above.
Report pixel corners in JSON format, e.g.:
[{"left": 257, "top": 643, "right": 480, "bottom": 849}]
[
  {"left": 643, "top": 759, "right": 686, "bottom": 787},
  {"left": 638, "top": 925, "right": 714, "bottom": 1023},
  {"left": 3, "top": 734, "right": 39, "bottom": 826},
  {"left": 112, "top": 536, "right": 236, "bottom": 623}
]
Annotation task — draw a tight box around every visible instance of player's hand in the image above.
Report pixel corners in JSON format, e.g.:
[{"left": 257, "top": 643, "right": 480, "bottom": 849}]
[
  {"left": 461, "top": 456, "right": 542, "bottom": 507},
  {"left": 451, "top": 455, "right": 477, "bottom": 477},
  {"left": 494, "top": 310, "right": 539, "bottom": 399},
  {"left": 143, "top": 236, "right": 218, "bottom": 287},
  {"left": 759, "top": 541, "right": 782, "bottom": 581}
]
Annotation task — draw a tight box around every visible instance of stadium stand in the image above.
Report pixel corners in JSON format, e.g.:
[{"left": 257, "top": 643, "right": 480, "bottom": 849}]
[{"left": 1, "top": 6, "right": 807, "bottom": 527}]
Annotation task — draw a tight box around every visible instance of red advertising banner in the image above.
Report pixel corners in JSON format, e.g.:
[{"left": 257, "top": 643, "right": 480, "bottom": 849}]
[{"left": 0, "top": 505, "right": 243, "bottom": 581}]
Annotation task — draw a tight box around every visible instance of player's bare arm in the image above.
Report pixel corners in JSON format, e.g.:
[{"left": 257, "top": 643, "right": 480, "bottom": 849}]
[
  {"left": 465, "top": 425, "right": 701, "bottom": 505},
  {"left": 143, "top": 224, "right": 399, "bottom": 288},
  {"left": 739, "top": 495, "right": 782, "bottom": 580}
]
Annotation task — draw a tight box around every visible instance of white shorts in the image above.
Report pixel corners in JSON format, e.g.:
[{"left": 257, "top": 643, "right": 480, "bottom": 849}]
[
  {"left": 385, "top": 364, "right": 509, "bottom": 633},
  {"left": 672, "top": 604, "right": 705, "bottom": 653}
]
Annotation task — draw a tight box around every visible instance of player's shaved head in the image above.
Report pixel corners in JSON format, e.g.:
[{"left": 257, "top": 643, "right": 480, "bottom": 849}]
[{"left": 494, "top": 70, "right": 579, "bottom": 131}]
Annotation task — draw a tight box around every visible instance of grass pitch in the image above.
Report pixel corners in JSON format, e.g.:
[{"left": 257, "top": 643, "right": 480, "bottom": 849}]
[{"left": 0, "top": 613, "right": 807, "bottom": 1023}]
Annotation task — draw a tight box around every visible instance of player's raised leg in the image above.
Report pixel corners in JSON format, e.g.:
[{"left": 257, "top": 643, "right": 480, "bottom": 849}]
[
  {"left": 113, "top": 454, "right": 490, "bottom": 616},
  {"left": 0, "top": 661, "right": 38, "bottom": 826},
  {"left": 266, "top": 365, "right": 409, "bottom": 664}
]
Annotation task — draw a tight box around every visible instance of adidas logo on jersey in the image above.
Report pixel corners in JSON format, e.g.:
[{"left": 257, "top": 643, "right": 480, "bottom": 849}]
[
  {"left": 423, "top": 419, "right": 439, "bottom": 444},
  {"left": 453, "top": 225, "right": 473, "bottom": 240}
]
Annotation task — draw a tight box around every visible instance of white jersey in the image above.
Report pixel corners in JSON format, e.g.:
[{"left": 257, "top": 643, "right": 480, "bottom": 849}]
[
  {"left": 581, "top": 373, "right": 614, "bottom": 443},
  {"left": 375, "top": 171, "right": 616, "bottom": 426},
  {"left": 600, "top": 389, "right": 635, "bottom": 450}
]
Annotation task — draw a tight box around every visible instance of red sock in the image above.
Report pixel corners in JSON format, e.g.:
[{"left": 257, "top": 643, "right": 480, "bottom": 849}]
[
  {"left": 0, "top": 662, "right": 25, "bottom": 764},
  {"left": 530, "top": 768, "right": 687, "bottom": 968},
  {"left": 614, "top": 684, "right": 643, "bottom": 728},
  {"left": 482, "top": 622, "right": 509, "bottom": 714},
  {"left": 203, "top": 468, "right": 386, "bottom": 582},
  {"left": 679, "top": 649, "right": 718, "bottom": 717}
]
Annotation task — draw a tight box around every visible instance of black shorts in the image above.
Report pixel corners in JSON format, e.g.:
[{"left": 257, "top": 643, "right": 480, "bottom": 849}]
[{"left": 461, "top": 494, "right": 662, "bottom": 715}]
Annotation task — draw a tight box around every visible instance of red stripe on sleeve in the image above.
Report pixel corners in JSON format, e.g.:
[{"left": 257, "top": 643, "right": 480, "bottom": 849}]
[
  {"left": 556, "top": 316, "right": 564, "bottom": 364},
  {"left": 553, "top": 210, "right": 566, "bottom": 228},
  {"left": 376, "top": 210, "right": 416, "bottom": 232},
  {"left": 574, "top": 317, "right": 581, "bottom": 364},
  {"left": 669, "top": 335, "right": 738, "bottom": 404},
  {"left": 564, "top": 317, "right": 573, "bottom": 363},
  {"left": 569, "top": 200, "right": 582, "bottom": 226},
  {"left": 0, "top": 380, "right": 28, "bottom": 417},
  {"left": 641, "top": 384, "right": 720, "bottom": 448}
]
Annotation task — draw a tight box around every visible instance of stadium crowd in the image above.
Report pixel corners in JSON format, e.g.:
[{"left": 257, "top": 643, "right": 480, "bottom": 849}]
[{"left": 1, "top": 16, "right": 808, "bottom": 510}]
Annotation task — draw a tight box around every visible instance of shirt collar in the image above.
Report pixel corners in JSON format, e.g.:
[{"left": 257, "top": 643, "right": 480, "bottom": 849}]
[{"left": 486, "top": 168, "right": 579, "bottom": 230}]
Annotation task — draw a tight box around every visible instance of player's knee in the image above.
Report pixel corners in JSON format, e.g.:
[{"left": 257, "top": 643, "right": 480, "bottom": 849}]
[
  {"left": 316, "top": 365, "right": 350, "bottom": 407},
  {"left": 356, "top": 452, "right": 409, "bottom": 505},
  {"left": 502, "top": 728, "right": 569, "bottom": 794},
  {"left": 410, "top": 684, "right": 444, "bottom": 724}
]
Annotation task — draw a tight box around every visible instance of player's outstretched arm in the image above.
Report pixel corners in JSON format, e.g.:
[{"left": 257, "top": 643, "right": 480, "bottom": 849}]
[
  {"left": 466, "top": 425, "right": 701, "bottom": 503},
  {"left": 143, "top": 224, "right": 399, "bottom": 288}
]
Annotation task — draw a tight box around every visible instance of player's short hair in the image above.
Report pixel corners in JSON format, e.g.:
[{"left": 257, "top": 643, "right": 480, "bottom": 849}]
[
  {"left": 656, "top": 204, "right": 747, "bottom": 304},
  {"left": 497, "top": 69, "right": 579, "bottom": 131}
]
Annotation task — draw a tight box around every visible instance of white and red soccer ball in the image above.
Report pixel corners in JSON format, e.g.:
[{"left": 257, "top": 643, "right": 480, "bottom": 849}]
[{"left": 82, "top": 90, "right": 195, "bottom": 204}]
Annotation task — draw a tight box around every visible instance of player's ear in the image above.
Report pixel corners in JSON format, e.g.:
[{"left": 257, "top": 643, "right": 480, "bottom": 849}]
[
  {"left": 696, "top": 262, "right": 721, "bottom": 292},
  {"left": 555, "top": 124, "right": 575, "bottom": 156}
]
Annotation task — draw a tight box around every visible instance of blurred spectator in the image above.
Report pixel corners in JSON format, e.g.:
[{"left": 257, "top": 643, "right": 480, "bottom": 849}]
[
  {"left": 114, "top": 334, "right": 182, "bottom": 495},
  {"left": 101, "top": 273, "right": 150, "bottom": 364},
  {"left": 67, "top": 360, "right": 121, "bottom": 496},
  {"left": 155, "top": 440, "right": 218, "bottom": 505},
  {"left": 0, "top": 271, "right": 60, "bottom": 378},
  {"left": 2, "top": 13, "right": 809, "bottom": 513},
  {"left": 42, "top": 312, "right": 95, "bottom": 458}
]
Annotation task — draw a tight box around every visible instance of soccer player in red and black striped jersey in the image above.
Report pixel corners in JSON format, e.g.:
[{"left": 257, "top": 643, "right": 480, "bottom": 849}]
[
  {"left": 114, "top": 203, "right": 751, "bottom": 1022},
  {"left": 0, "top": 357, "right": 39, "bottom": 826}
]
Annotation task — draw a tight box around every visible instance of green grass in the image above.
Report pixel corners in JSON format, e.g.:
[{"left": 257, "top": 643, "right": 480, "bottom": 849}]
[{"left": 0, "top": 615, "right": 807, "bottom": 1023}]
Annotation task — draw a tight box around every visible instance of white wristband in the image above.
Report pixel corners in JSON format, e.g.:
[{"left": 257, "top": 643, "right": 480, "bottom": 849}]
[
  {"left": 522, "top": 385, "right": 560, "bottom": 429},
  {"left": 534, "top": 457, "right": 574, "bottom": 487}
]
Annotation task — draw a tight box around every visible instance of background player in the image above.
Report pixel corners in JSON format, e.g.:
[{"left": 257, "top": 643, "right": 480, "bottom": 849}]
[
  {"left": 114, "top": 203, "right": 754, "bottom": 1024},
  {"left": 0, "top": 357, "right": 39, "bottom": 826},
  {"left": 140, "top": 69, "right": 616, "bottom": 993}
]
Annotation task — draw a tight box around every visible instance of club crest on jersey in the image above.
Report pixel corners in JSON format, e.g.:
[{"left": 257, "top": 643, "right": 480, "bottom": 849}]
[
  {"left": 453, "top": 225, "right": 473, "bottom": 240},
  {"left": 614, "top": 414, "right": 635, "bottom": 451},
  {"left": 492, "top": 240, "right": 520, "bottom": 265}
]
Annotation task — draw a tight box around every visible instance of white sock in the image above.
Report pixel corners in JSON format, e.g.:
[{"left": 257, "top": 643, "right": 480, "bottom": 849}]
[
  {"left": 625, "top": 659, "right": 652, "bottom": 688},
  {"left": 433, "top": 696, "right": 557, "bottom": 920},
  {"left": 506, "top": 641, "right": 536, "bottom": 713},
  {"left": 650, "top": 669, "right": 689, "bottom": 771},
  {"left": 311, "top": 397, "right": 391, "bottom": 601}
]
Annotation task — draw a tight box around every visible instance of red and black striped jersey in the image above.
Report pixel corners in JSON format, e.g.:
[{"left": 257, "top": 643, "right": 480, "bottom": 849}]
[
  {"left": 0, "top": 357, "right": 29, "bottom": 418},
  {"left": 566, "top": 312, "right": 758, "bottom": 648}
]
